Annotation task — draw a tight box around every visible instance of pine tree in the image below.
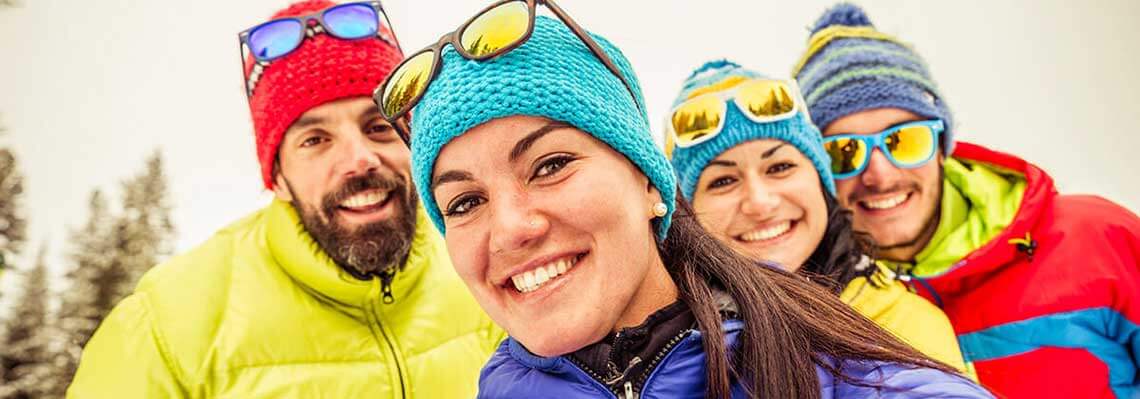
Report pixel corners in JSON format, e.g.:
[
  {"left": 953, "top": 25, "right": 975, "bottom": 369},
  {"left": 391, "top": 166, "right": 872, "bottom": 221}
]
[
  {"left": 0, "top": 143, "right": 27, "bottom": 273},
  {"left": 52, "top": 190, "right": 116, "bottom": 391},
  {"left": 51, "top": 151, "right": 176, "bottom": 390},
  {"left": 110, "top": 151, "right": 174, "bottom": 299},
  {"left": 0, "top": 245, "right": 55, "bottom": 399}
]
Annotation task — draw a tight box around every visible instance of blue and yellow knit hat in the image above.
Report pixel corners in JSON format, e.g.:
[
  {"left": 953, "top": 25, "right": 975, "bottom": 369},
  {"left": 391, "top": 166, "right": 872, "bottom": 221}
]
[
  {"left": 667, "top": 60, "right": 836, "bottom": 201},
  {"left": 793, "top": 3, "right": 955, "bottom": 154},
  {"left": 409, "top": 16, "right": 677, "bottom": 240}
]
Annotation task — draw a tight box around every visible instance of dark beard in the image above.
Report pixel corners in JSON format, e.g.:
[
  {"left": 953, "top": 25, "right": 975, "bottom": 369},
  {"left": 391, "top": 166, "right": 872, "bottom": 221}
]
[
  {"left": 288, "top": 171, "right": 418, "bottom": 280},
  {"left": 863, "top": 167, "right": 945, "bottom": 260}
]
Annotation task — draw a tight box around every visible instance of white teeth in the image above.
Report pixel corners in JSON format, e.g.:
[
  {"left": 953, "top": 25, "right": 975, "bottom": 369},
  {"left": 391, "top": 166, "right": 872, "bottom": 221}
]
[
  {"left": 510, "top": 256, "right": 580, "bottom": 293},
  {"left": 740, "top": 221, "right": 792, "bottom": 242},
  {"left": 862, "top": 193, "right": 908, "bottom": 210},
  {"left": 340, "top": 190, "right": 389, "bottom": 209},
  {"left": 523, "top": 271, "right": 536, "bottom": 289},
  {"left": 534, "top": 267, "right": 550, "bottom": 285}
]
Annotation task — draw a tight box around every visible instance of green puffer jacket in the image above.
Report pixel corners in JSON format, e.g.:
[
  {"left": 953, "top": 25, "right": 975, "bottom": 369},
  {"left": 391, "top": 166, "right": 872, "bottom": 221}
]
[{"left": 68, "top": 199, "right": 504, "bottom": 398}]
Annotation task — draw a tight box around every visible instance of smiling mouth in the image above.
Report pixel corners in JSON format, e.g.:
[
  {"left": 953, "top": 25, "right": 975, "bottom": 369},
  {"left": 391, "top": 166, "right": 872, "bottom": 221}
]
[
  {"left": 336, "top": 189, "right": 393, "bottom": 213},
  {"left": 858, "top": 192, "right": 910, "bottom": 211},
  {"left": 735, "top": 220, "right": 795, "bottom": 243},
  {"left": 509, "top": 253, "right": 586, "bottom": 293}
]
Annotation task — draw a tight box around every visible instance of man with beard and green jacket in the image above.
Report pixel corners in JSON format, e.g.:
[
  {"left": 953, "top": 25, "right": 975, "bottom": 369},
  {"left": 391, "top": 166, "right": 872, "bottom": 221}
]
[{"left": 68, "top": 1, "right": 503, "bottom": 397}]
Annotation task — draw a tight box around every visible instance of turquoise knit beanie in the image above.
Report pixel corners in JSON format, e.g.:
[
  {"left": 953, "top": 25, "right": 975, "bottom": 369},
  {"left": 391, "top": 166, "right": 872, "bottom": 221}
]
[
  {"left": 409, "top": 16, "right": 676, "bottom": 240},
  {"left": 668, "top": 60, "right": 836, "bottom": 201}
]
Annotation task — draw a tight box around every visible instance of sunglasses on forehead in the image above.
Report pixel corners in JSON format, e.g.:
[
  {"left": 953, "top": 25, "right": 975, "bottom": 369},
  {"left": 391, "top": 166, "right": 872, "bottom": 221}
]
[
  {"left": 372, "top": 0, "right": 642, "bottom": 143},
  {"left": 664, "top": 77, "right": 809, "bottom": 158},
  {"left": 238, "top": 1, "right": 401, "bottom": 98}
]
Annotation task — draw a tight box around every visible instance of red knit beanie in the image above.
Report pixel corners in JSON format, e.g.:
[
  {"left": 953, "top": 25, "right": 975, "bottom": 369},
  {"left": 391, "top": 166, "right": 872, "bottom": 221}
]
[{"left": 244, "top": 0, "right": 403, "bottom": 189}]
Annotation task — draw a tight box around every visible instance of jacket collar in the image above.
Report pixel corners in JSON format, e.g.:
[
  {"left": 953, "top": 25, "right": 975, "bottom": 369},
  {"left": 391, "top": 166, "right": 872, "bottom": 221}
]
[
  {"left": 505, "top": 317, "right": 745, "bottom": 372},
  {"left": 264, "top": 199, "right": 439, "bottom": 314},
  {"left": 919, "top": 142, "right": 1056, "bottom": 291}
]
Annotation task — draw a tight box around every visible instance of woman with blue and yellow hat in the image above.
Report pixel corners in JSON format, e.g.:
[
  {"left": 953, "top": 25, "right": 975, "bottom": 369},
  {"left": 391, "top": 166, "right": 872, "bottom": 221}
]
[
  {"left": 666, "top": 59, "right": 973, "bottom": 377},
  {"left": 374, "top": 1, "right": 988, "bottom": 397}
]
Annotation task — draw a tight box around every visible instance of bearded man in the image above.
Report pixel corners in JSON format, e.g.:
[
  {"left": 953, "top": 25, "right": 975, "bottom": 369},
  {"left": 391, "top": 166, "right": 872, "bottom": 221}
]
[{"left": 68, "top": 2, "right": 503, "bottom": 397}]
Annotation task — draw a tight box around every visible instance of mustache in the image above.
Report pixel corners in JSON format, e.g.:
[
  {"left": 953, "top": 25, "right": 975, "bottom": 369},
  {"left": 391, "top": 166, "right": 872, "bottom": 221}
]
[
  {"left": 320, "top": 171, "right": 407, "bottom": 220},
  {"left": 847, "top": 182, "right": 920, "bottom": 204}
]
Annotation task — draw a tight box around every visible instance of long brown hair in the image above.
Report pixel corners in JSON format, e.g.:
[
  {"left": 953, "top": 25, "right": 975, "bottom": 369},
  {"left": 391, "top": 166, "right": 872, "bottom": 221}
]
[
  {"left": 800, "top": 191, "right": 879, "bottom": 293},
  {"left": 659, "top": 191, "right": 956, "bottom": 398}
]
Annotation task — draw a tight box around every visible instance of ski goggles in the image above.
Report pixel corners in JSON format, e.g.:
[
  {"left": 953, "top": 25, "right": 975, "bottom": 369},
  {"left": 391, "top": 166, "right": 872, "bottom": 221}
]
[
  {"left": 665, "top": 78, "right": 808, "bottom": 153},
  {"left": 239, "top": 1, "right": 400, "bottom": 97},
  {"left": 822, "top": 120, "right": 944, "bottom": 179},
  {"left": 373, "top": 0, "right": 640, "bottom": 140}
]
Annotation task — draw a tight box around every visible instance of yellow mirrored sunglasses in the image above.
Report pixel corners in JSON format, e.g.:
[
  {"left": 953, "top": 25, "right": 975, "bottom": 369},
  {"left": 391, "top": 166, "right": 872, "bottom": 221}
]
[
  {"left": 372, "top": 0, "right": 640, "bottom": 143},
  {"left": 822, "top": 120, "right": 944, "bottom": 179},
  {"left": 665, "top": 78, "right": 809, "bottom": 154}
]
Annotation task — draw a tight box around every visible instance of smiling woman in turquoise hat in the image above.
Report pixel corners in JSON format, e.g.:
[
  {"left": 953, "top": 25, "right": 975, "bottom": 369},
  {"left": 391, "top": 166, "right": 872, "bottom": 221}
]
[
  {"left": 666, "top": 60, "right": 972, "bottom": 378},
  {"left": 373, "top": 1, "right": 989, "bottom": 398}
]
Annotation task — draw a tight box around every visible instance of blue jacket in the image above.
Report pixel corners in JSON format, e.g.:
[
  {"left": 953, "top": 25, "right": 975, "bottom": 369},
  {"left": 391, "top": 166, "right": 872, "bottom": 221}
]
[{"left": 478, "top": 320, "right": 991, "bottom": 398}]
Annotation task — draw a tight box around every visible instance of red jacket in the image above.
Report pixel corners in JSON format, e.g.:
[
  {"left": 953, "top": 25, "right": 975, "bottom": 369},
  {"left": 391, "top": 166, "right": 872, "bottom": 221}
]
[{"left": 909, "top": 142, "right": 1140, "bottom": 398}]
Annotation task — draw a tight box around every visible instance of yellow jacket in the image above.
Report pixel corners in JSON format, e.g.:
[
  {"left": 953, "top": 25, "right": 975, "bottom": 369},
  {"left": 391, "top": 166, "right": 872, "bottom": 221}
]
[
  {"left": 69, "top": 200, "right": 504, "bottom": 398},
  {"left": 841, "top": 262, "right": 976, "bottom": 379}
]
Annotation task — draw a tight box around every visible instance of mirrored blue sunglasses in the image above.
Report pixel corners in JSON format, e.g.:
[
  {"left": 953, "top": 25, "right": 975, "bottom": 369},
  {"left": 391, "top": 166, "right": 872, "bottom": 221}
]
[{"left": 238, "top": 1, "right": 400, "bottom": 97}]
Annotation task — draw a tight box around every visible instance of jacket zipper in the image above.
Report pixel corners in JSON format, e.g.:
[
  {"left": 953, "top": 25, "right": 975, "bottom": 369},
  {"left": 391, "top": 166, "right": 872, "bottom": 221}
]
[
  {"left": 370, "top": 280, "right": 406, "bottom": 399},
  {"left": 629, "top": 331, "right": 690, "bottom": 390},
  {"left": 380, "top": 269, "right": 397, "bottom": 304},
  {"left": 566, "top": 330, "right": 690, "bottom": 398},
  {"left": 566, "top": 355, "right": 610, "bottom": 388}
]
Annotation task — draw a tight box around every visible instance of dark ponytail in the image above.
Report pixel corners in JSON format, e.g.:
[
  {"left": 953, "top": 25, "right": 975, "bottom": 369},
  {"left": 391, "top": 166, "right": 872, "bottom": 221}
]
[{"left": 659, "top": 191, "right": 955, "bottom": 399}]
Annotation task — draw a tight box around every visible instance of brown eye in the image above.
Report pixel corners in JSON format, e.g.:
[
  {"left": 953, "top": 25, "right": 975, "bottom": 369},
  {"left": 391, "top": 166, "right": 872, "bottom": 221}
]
[
  {"left": 300, "top": 136, "right": 326, "bottom": 148},
  {"left": 531, "top": 155, "right": 574, "bottom": 181},
  {"left": 707, "top": 176, "right": 737, "bottom": 189},
  {"left": 767, "top": 162, "right": 796, "bottom": 175},
  {"left": 445, "top": 194, "right": 486, "bottom": 217},
  {"left": 365, "top": 120, "right": 398, "bottom": 142},
  {"left": 368, "top": 123, "right": 393, "bottom": 134}
]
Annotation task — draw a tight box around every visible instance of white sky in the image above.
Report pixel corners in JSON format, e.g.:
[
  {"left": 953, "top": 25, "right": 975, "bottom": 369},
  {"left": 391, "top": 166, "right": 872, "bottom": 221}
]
[{"left": 1, "top": 0, "right": 1138, "bottom": 284}]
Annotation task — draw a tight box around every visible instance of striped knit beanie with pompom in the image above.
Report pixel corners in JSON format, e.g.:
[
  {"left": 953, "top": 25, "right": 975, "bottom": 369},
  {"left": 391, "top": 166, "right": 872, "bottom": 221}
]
[{"left": 793, "top": 3, "right": 955, "bottom": 154}]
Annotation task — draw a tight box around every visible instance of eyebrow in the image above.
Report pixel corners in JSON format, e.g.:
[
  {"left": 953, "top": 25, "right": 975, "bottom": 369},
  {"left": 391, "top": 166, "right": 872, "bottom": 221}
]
[
  {"left": 508, "top": 121, "right": 573, "bottom": 162},
  {"left": 291, "top": 115, "right": 326, "bottom": 130},
  {"left": 705, "top": 143, "right": 788, "bottom": 168},
  {"left": 358, "top": 106, "right": 384, "bottom": 123},
  {"left": 761, "top": 143, "right": 788, "bottom": 159},
  {"left": 431, "top": 170, "right": 475, "bottom": 190}
]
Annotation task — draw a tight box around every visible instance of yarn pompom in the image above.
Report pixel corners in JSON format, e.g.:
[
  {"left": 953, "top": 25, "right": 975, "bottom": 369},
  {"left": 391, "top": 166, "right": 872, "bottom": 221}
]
[{"left": 811, "top": 3, "right": 874, "bottom": 34}]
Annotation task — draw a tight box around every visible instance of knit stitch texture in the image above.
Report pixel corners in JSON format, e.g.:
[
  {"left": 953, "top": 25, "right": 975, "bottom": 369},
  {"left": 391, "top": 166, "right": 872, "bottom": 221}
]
[
  {"left": 245, "top": 0, "right": 403, "bottom": 188},
  {"left": 409, "top": 16, "right": 676, "bottom": 240},
  {"left": 668, "top": 60, "right": 836, "bottom": 200},
  {"left": 794, "top": 3, "right": 955, "bottom": 154}
]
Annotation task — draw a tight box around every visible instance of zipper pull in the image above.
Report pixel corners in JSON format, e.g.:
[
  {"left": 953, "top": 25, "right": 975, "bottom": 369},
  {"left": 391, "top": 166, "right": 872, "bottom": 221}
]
[
  {"left": 895, "top": 272, "right": 916, "bottom": 293},
  {"left": 604, "top": 356, "right": 641, "bottom": 385},
  {"left": 623, "top": 381, "right": 635, "bottom": 399},
  {"left": 380, "top": 270, "right": 396, "bottom": 304}
]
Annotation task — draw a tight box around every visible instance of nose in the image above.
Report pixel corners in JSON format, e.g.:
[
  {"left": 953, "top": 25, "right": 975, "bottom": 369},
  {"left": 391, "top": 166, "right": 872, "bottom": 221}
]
[
  {"left": 739, "top": 177, "right": 779, "bottom": 218},
  {"left": 338, "top": 134, "right": 383, "bottom": 178},
  {"left": 859, "top": 148, "right": 901, "bottom": 188},
  {"left": 489, "top": 193, "right": 549, "bottom": 254}
]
